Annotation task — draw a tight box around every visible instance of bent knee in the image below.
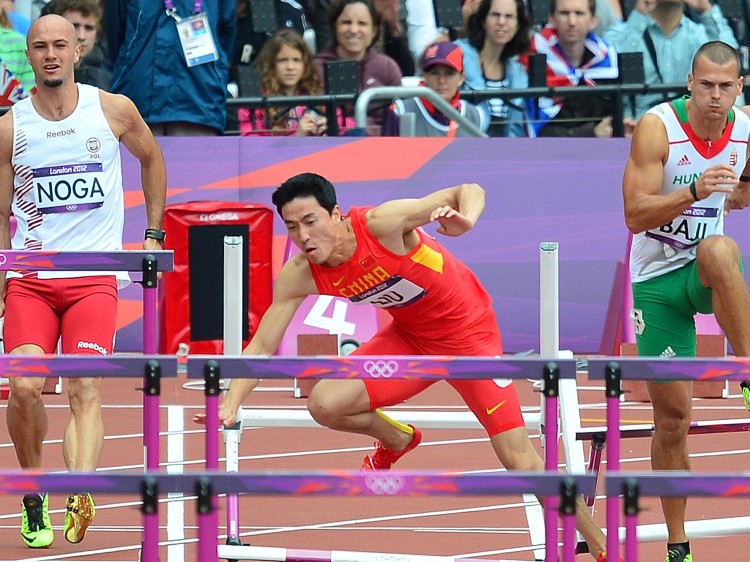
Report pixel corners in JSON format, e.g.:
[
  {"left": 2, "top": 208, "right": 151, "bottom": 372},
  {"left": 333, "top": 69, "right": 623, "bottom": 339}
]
[
  {"left": 697, "top": 235, "right": 741, "bottom": 267},
  {"left": 307, "top": 381, "right": 370, "bottom": 428}
]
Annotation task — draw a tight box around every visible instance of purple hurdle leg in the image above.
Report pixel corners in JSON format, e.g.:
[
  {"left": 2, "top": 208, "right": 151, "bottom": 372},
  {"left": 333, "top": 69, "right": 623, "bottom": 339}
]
[
  {"left": 141, "top": 255, "right": 160, "bottom": 560},
  {"left": 203, "top": 361, "right": 221, "bottom": 561},
  {"left": 623, "top": 479, "right": 639, "bottom": 562},
  {"left": 197, "top": 477, "right": 218, "bottom": 562},
  {"left": 141, "top": 478, "right": 159, "bottom": 562},
  {"left": 560, "top": 478, "right": 577, "bottom": 562},
  {"left": 544, "top": 363, "right": 560, "bottom": 562},
  {"left": 606, "top": 363, "right": 623, "bottom": 560}
]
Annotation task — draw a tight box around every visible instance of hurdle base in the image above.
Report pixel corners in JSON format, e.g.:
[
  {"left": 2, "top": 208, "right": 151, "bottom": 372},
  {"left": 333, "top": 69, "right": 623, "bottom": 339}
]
[{"left": 218, "top": 544, "right": 522, "bottom": 562}]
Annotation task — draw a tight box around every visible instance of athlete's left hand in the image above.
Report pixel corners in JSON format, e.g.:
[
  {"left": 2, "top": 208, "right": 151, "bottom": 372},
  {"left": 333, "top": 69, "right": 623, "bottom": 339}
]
[
  {"left": 430, "top": 206, "right": 474, "bottom": 236},
  {"left": 724, "top": 184, "right": 750, "bottom": 215}
]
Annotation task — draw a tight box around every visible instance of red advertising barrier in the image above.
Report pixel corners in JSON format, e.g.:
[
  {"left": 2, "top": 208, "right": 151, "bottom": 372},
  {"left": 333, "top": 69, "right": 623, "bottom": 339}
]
[{"left": 159, "top": 202, "right": 274, "bottom": 354}]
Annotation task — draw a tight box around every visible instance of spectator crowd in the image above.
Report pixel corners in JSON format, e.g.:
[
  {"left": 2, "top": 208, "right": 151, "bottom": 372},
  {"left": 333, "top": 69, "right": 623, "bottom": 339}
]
[{"left": 1, "top": 0, "right": 748, "bottom": 136}]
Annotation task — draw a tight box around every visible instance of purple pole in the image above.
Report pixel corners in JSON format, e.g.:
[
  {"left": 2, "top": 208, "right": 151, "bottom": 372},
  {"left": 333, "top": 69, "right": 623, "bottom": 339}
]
[
  {"left": 197, "top": 477, "right": 218, "bottom": 562},
  {"left": 623, "top": 479, "right": 639, "bottom": 562},
  {"left": 606, "top": 363, "right": 622, "bottom": 560},
  {"left": 141, "top": 255, "right": 160, "bottom": 561},
  {"left": 544, "top": 364, "right": 560, "bottom": 562},
  {"left": 204, "top": 362, "right": 221, "bottom": 562},
  {"left": 562, "top": 512, "right": 576, "bottom": 562},
  {"left": 560, "top": 478, "right": 577, "bottom": 562}
]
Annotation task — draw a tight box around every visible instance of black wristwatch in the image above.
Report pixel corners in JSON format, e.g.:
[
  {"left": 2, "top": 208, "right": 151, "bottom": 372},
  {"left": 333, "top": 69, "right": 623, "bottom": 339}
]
[{"left": 145, "top": 228, "right": 166, "bottom": 242}]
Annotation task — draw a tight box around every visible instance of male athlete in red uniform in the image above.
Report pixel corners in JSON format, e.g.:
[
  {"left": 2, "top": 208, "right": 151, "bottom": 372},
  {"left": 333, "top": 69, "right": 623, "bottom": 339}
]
[{"left": 216, "top": 172, "right": 615, "bottom": 560}]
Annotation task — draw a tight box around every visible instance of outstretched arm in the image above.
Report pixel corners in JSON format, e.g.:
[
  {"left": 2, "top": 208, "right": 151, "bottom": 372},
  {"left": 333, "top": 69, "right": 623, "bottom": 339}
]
[
  {"left": 216, "top": 256, "right": 315, "bottom": 426},
  {"left": 365, "top": 182, "right": 486, "bottom": 248}
]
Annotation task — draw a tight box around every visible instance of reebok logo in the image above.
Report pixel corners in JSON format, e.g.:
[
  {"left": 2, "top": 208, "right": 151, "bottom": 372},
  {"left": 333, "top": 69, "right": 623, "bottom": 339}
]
[
  {"left": 677, "top": 154, "right": 691, "bottom": 166},
  {"left": 77, "top": 341, "right": 108, "bottom": 355},
  {"left": 485, "top": 401, "right": 506, "bottom": 415}
]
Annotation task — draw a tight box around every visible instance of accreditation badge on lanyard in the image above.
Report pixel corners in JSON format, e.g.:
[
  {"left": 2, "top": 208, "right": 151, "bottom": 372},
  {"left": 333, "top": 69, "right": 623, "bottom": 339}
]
[{"left": 164, "top": 0, "right": 219, "bottom": 67}]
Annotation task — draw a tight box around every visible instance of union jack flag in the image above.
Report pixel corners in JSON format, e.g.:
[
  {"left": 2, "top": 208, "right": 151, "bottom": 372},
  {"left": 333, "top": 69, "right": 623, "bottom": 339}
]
[{"left": 0, "top": 62, "right": 29, "bottom": 107}]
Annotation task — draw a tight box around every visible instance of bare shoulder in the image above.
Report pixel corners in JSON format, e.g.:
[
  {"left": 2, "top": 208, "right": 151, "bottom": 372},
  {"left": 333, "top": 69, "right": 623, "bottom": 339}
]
[
  {"left": 276, "top": 253, "right": 318, "bottom": 300},
  {"left": 739, "top": 105, "right": 750, "bottom": 120},
  {"left": 98, "top": 90, "right": 141, "bottom": 137},
  {"left": 629, "top": 113, "right": 667, "bottom": 162}
]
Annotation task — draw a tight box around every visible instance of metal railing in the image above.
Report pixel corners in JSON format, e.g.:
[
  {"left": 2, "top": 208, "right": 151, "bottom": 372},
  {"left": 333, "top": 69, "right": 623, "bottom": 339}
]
[{"left": 225, "top": 81, "right": 744, "bottom": 137}]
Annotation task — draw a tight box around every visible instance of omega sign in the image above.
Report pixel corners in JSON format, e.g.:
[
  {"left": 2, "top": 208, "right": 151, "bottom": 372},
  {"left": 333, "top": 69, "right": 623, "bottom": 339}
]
[{"left": 199, "top": 212, "right": 239, "bottom": 222}]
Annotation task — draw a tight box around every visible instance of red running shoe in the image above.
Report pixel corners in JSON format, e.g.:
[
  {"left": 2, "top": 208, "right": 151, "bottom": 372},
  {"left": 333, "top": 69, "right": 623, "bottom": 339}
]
[
  {"left": 597, "top": 553, "right": 624, "bottom": 562},
  {"left": 362, "top": 425, "right": 423, "bottom": 470}
]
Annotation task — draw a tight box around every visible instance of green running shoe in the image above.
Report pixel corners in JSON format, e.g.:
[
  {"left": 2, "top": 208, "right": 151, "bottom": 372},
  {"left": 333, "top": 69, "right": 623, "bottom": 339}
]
[
  {"left": 741, "top": 381, "right": 750, "bottom": 412},
  {"left": 64, "top": 493, "right": 96, "bottom": 544},
  {"left": 21, "top": 493, "right": 54, "bottom": 548}
]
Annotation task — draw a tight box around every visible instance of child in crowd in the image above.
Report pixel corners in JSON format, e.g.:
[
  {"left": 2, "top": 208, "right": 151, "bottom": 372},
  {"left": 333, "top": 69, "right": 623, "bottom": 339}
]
[
  {"left": 239, "top": 29, "right": 335, "bottom": 136},
  {"left": 381, "top": 41, "right": 484, "bottom": 137}
]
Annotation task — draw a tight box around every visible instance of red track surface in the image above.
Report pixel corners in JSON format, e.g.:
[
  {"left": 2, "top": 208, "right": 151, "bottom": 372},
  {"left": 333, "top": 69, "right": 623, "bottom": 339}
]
[{"left": 0, "top": 374, "right": 748, "bottom": 561}]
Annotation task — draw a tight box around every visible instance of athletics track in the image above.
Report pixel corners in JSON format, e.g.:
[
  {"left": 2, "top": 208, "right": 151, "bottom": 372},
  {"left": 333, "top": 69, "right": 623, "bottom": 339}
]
[{"left": 0, "top": 370, "right": 748, "bottom": 562}]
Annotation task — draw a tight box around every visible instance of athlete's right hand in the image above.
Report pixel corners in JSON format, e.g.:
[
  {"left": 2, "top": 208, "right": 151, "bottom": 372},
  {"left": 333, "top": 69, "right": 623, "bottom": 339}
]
[
  {"left": 430, "top": 206, "right": 474, "bottom": 236},
  {"left": 192, "top": 404, "right": 238, "bottom": 428},
  {"left": 696, "top": 164, "right": 738, "bottom": 200}
]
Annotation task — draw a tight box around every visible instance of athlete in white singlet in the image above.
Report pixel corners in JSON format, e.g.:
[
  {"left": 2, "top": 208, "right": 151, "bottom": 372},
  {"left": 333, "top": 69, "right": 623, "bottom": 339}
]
[
  {"left": 0, "top": 15, "right": 167, "bottom": 549},
  {"left": 622, "top": 41, "right": 750, "bottom": 562}
]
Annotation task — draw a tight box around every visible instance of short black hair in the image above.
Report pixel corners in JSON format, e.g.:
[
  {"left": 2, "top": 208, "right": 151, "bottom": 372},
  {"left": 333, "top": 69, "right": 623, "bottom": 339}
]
[
  {"left": 693, "top": 41, "right": 742, "bottom": 77},
  {"left": 272, "top": 173, "right": 338, "bottom": 217}
]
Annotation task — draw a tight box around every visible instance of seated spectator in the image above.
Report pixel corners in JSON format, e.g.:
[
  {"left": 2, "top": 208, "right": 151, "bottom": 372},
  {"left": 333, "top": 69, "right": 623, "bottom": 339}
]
[
  {"left": 0, "top": 6, "right": 35, "bottom": 101},
  {"left": 51, "top": 0, "right": 111, "bottom": 90},
  {"left": 605, "top": 0, "right": 738, "bottom": 120},
  {"left": 315, "top": 0, "right": 403, "bottom": 134},
  {"left": 456, "top": 0, "right": 531, "bottom": 136},
  {"left": 231, "top": 0, "right": 308, "bottom": 86},
  {"left": 382, "top": 41, "right": 484, "bottom": 136},
  {"left": 522, "top": 0, "right": 623, "bottom": 137},
  {"left": 308, "top": 0, "right": 414, "bottom": 75},
  {"left": 239, "top": 29, "right": 350, "bottom": 135}
]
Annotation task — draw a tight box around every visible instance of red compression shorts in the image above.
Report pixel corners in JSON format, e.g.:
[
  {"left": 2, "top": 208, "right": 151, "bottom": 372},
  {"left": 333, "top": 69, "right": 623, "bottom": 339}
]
[
  {"left": 353, "top": 322, "right": 525, "bottom": 437},
  {"left": 4, "top": 276, "right": 118, "bottom": 355}
]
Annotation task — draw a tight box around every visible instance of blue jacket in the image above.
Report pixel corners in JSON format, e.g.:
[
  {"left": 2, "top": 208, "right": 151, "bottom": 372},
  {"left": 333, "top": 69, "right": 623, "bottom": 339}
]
[
  {"left": 455, "top": 38, "right": 528, "bottom": 137},
  {"left": 105, "top": 0, "right": 235, "bottom": 133}
]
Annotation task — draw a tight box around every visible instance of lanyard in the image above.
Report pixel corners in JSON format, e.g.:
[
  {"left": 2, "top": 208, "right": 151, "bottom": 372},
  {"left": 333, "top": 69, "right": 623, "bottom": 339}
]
[{"left": 164, "top": 0, "right": 202, "bottom": 20}]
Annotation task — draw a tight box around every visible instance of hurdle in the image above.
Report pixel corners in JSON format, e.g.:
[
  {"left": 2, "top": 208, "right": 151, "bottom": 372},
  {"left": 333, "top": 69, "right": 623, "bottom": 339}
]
[
  {"left": 213, "top": 240, "right": 588, "bottom": 561},
  {"left": 587, "top": 357, "right": 750, "bottom": 558},
  {"left": 0, "top": 469, "right": 596, "bottom": 562},
  {"left": 191, "top": 354, "right": 576, "bottom": 562},
  {"left": 0, "top": 249, "right": 174, "bottom": 559},
  {"left": 606, "top": 472, "right": 750, "bottom": 562},
  {"left": 0, "top": 355, "right": 178, "bottom": 559}
]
